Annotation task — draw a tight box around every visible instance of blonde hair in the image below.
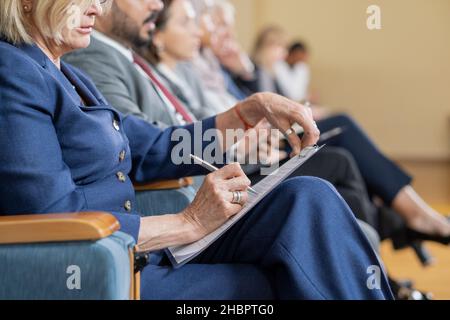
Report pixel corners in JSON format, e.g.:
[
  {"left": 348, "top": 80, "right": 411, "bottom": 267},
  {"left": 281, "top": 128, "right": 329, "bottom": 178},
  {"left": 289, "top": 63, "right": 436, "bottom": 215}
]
[{"left": 0, "top": 0, "right": 110, "bottom": 45}]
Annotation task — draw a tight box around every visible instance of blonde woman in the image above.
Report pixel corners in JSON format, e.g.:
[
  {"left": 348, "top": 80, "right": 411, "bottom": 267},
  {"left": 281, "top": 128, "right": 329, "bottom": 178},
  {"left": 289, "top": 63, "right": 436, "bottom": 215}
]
[{"left": 0, "top": 0, "right": 392, "bottom": 299}]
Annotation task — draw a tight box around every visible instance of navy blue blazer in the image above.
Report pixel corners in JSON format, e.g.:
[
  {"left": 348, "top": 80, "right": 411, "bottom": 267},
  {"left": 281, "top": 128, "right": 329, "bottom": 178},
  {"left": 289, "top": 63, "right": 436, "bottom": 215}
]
[{"left": 0, "top": 40, "right": 214, "bottom": 242}]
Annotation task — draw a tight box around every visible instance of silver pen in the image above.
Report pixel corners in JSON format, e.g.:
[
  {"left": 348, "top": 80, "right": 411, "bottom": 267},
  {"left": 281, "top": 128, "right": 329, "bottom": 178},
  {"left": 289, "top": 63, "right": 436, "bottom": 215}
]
[{"left": 189, "top": 154, "right": 259, "bottom": 195}]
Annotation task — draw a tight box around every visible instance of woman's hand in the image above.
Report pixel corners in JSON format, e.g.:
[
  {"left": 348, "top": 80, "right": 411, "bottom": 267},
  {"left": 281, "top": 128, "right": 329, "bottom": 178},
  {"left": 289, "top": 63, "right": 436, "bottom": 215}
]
[
  {"left": 136, "top": 163, "right": 251, "bottom": 252},
  {"left": 181, "top": 163, "right": 251, "bottom": 241},
  {"left": 231, "top": 120, "right": 288, "bottom": 165},
  {"left": 240, "top": 93, "right": 320, "bottom": 156}
]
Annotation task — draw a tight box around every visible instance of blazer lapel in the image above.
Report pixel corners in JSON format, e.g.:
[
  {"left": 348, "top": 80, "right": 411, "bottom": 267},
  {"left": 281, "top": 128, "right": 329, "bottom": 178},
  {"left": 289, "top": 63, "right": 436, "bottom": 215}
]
[
  {"left": 61, "top": 62, "right": 100, "bottom": 106},
  {"left": 18, "top": 43, "right": 100, "bottom": 107},
  {"left": 18, "top": 43, "right": 48, "bottom": 68}
]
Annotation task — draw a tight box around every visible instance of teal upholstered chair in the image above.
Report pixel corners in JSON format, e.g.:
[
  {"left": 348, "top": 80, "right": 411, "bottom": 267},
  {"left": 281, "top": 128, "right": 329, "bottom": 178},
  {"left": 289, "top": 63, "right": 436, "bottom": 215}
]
[{"left": 0, "top": 178, "right": 195, "bottom": 300}]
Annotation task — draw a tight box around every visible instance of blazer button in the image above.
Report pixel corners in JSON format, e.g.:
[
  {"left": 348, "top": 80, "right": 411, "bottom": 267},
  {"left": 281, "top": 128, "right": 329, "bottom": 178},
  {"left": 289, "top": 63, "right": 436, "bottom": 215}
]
[
  {"left": 119, "top": 150, "right": 126, "bottom": 162},
  {"left": 116, "top": 171, "right": 126, "bottom": 183},
  {"left": 124, "top": 200, "right": 132, "bottom": 212},
  {"left": 113, "top": 119, "right": 120, "bottom": 131}
]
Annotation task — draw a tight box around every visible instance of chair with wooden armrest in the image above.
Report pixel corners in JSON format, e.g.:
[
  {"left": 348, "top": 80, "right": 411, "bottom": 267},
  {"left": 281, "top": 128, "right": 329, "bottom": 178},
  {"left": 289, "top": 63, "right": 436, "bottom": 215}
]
[
  {"left": 0, "top": 212, "right": 140, "bottom": 300},
  {"left": 0, "top": 177, "right": 197, "bottom": 300},
  {"left": 134, "top": 177, "right": 194, "bottom": 192},
  {"left": 133, "top": 177, "right": 198, "bottom": 217}
]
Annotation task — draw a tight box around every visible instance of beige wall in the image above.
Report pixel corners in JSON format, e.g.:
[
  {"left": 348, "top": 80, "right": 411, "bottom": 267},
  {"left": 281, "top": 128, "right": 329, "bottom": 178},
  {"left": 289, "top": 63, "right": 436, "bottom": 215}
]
[{"left": 231, "top": 0, "right": 450, "bottom": 160}]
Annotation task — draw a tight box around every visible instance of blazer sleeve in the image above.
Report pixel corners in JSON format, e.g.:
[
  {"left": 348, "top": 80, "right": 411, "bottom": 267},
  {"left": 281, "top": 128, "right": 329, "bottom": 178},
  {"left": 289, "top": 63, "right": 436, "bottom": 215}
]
[
  {"left": 176, "top": 63, "right": 217, "bottom": 120},
  {"left": 123, "top": 115, "right": 221, "bottom": 183},
  {"left": 0, "top": 55, "right": 141, "bottom": 242}
]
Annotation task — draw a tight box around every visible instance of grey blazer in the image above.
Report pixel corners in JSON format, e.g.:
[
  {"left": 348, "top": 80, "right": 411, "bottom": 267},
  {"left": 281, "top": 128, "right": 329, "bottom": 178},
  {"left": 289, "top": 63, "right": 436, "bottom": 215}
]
[
  {"left": 63, "top": 37, "right": 181, "bottom": 127},
  {"left": 156, "top": 62, "right": 218, "bottom": 120}
]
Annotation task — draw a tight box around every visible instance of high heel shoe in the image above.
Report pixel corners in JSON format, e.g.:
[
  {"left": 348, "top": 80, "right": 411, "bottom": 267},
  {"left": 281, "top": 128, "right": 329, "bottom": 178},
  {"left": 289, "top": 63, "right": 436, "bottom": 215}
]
[
  {"left": 405, "top": 228, "right": 450, "bottom": 246},
  {"left": 405, "top": 216, "right": 450, "bottom": 246},
  {"left": 379, "top": 207, "right": 448, "bottom": 266}
]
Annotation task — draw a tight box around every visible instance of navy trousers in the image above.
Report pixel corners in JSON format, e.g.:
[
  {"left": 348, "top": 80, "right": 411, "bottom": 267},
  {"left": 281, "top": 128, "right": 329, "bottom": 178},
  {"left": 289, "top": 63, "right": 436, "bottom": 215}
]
[
  {"left": 317, "top": 114, "right": 412, "bottom": 205},
  {"left": 140, "top": 177, "right": 393, "bottom": 300}
]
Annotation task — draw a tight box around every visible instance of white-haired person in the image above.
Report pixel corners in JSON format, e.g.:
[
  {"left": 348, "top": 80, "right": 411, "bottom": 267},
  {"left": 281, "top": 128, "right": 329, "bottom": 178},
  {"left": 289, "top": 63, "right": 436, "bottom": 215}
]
[
  {"left": 0, "top": 0, "right": 393, "bottom": 299},
  {"left": 199, "top": 0, "right": 450, "bottom": 245}
]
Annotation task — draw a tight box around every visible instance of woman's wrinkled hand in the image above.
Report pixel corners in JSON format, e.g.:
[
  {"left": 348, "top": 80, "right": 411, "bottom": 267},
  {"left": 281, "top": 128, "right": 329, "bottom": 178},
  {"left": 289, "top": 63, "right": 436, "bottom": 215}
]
[
  {"left": 181, "top": 163, "right": 251, "bottom": 241},
  {"left": 237, "top": 92, "right": 320, "bottom": 156}
]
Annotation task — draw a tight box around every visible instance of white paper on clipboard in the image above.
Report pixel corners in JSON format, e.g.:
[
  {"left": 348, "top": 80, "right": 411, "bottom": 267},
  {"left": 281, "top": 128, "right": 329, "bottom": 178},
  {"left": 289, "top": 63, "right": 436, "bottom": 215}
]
[{"left": 166, "top": 145, "right": 325, "bottom": 268}]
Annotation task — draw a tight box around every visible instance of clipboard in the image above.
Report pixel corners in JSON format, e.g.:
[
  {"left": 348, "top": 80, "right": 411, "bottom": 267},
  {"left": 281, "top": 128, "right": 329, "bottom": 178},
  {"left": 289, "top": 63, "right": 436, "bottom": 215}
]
[{"left": 166, "top": 144, "right": 325, "bottom": 268}]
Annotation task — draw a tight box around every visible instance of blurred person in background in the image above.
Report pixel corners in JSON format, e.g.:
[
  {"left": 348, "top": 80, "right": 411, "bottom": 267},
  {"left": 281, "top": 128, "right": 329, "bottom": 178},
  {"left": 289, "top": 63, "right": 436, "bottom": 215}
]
[
  {"left": 208, "top": 0, "right": 450, "bottom": 249},
  {"left": 281, "top": 41, "right": 329, "bottom": 118},
  {"left": 275, "top": 41, "right": 311, "bottom": 103},
  {"left": 143, "top": 0, "right": 216, "bottom": 120},
  {"left": 189, "top": 0, "right": 239, "bottom": 110},
  {"left": 252, "top": 27, "right": 329, "bottom": 119}
]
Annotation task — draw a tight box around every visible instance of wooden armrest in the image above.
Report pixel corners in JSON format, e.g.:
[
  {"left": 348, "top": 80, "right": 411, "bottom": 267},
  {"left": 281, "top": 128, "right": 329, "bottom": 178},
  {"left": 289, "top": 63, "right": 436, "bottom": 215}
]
[
  {"left": 0, "top": 212, "right": 119, "bottom": 245},
  {"left": 133, "top": 177, "right": 194, "bottom": 191}
]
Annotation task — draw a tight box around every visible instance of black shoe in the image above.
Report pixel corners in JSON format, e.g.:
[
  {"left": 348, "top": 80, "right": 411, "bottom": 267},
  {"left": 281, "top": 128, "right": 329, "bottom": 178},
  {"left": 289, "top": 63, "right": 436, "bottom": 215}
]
[
  {"left": 391, "top": 216, "right": 450, "bottom": 249},
  {"left": 406, "top": 228, "right": 450, "bottom": 246},
  {"left": 380, "top": 207, "right": 448, "bottom": 266},
  {"left": 406, "top": 216, "right": 450, "bottom": 246}
]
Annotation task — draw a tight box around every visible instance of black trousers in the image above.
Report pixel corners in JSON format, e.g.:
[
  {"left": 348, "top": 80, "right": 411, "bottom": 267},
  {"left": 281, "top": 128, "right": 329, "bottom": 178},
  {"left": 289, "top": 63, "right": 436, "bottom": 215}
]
[
  {"left": 250, "top": 147, "right": 376, "bottom": 224},
  {"left": 316, "top": 114, "right": 412, "bottom": 205}
]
